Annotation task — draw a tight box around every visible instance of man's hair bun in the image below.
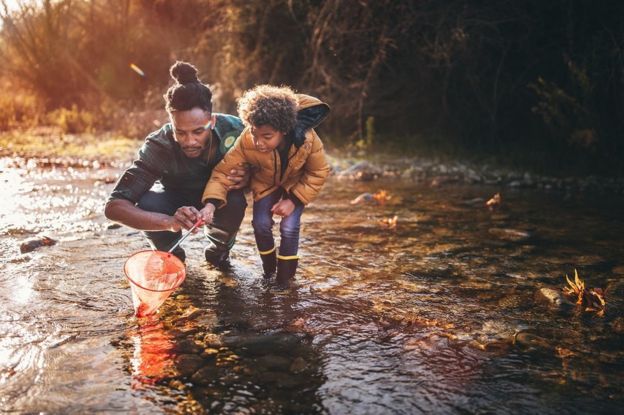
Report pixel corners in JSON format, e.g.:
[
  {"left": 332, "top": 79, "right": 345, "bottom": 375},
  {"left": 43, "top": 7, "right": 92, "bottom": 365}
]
[{"left": 170, "top": 61, "right": 199, "bottom": 84}]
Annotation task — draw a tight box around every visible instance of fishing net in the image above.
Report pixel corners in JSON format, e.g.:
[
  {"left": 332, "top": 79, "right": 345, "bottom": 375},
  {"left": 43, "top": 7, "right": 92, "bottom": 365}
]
[{"left": 124, "top": 250, "right": 186, "bottom": 317}]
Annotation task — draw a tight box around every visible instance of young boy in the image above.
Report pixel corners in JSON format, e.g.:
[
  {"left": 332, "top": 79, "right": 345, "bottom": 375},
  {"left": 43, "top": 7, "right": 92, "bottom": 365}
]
[{"left": 199, "top": 85, "right": 330, "bottom": 284}]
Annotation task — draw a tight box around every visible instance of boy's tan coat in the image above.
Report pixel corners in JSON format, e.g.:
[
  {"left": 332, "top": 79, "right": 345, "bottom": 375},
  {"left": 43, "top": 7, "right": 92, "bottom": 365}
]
[{"left": 201, "top": 95, "right": 331, "bottom": 207}]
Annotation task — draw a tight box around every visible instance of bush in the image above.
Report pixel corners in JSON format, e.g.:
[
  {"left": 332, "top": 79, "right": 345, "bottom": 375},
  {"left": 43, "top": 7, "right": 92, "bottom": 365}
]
[
  {"left": 46, "top": 105, "right": 96, "bottom": 134},
  {"left": 0, "top": 91, "right": 41, "bottom": 131}
]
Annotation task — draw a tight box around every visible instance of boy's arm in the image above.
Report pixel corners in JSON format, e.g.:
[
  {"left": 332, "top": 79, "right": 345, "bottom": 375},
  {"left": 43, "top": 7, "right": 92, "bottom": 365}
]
[
  {"left": 288, "top": 133, "right": 331, "bottom": 205},
  {"left": 201, "top": 132, "right": 247, "bottom": 208}
]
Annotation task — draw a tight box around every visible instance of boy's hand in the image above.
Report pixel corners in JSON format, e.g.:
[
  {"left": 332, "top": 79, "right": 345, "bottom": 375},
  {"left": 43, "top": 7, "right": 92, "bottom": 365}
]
[
  {"left": 271, "top": 199, "right": 295, "bottom": 217},
  {"left": 199, "top": 203, "right": 216, "bottom": 224}
]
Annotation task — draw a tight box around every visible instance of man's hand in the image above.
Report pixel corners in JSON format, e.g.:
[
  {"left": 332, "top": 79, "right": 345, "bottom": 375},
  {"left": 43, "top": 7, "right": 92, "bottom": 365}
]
[
  {"left": 172, "top": 206, "right": 202, "bottom": 231},
  {"left": 226, "top": 162, "right": 251, "bottom": 190},
  {"left": 199, "top": 203, "right": 216, "bottom": 224},
  {"left": 271, "top": 199, "right": 295, "bottom": 217}
]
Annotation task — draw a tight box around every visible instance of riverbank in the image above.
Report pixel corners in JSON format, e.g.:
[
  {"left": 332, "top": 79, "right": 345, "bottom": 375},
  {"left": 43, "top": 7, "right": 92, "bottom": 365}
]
[
  {"left": 3, "top": 130, "right": 624, "bottom": 197},
  {"left": 330, "top": 155, "right": 624, "bottom": 196}
]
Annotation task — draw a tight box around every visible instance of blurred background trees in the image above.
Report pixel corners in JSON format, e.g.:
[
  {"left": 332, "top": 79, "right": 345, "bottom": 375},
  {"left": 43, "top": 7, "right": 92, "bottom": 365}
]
[{"left": 1, "top": 0, "right": 623, "bottom": 174}]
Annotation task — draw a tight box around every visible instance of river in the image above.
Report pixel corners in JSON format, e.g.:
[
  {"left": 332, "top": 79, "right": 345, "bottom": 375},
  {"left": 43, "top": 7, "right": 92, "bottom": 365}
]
[{"left": 1, "top": 156, "right": 623, "bottom": 413}]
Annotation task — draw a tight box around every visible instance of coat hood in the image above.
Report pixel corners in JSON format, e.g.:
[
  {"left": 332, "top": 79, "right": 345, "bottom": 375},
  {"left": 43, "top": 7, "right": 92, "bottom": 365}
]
[{"left": 293, "top": 94, "right": 330, "bottom": 147}]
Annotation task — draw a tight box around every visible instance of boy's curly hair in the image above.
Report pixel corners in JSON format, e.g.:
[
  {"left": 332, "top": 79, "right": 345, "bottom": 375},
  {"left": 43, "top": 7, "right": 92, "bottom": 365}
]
[{"left": 237, "top": 85, "right": 298, "bottom": 133}]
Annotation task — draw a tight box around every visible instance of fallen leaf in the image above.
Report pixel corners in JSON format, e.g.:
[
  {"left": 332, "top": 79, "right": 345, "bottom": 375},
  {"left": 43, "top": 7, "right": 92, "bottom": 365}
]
[
  {"left": 372, "top": 190, "right": 392, "bottom": 205},
  {"left": 378, "top": 215, "right": 398, "bottom": 229},
  {"left": 485, "top": 193, "right": 502, "bottom": 209},
  {"left": 555, "top": 346, "right": 575, "bottom": 358}
]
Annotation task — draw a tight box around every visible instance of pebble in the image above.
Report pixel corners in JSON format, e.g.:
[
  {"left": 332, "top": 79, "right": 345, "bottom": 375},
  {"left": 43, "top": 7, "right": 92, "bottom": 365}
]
[
  {"left": 611, "top": 317, "right": 624, "bottom": 335},
  {"left": 191, "top": 366, "right": 219, "bottom": 385},
  {"left": 612, "top": 265, "right": 624, "bottom": 275},
  {"left": 330, "top": 158, "right": 624, "bottom": 194},
  {"left": 175, "top": 339, "right": 203, "bottom": 354},
  {"left": 256, "top": 355, "right": 291, "bottom": 371},
  {"left": 534, "top": 287, "right": 574, "bottom": 309},
  {"left": 175, "top": 354, "right": 205, "bottom": 377},
  {"left": 514, "top": 332, "right": 552, "bottom": 349},
  {"left": 19, "top": 236, "right": 56, "bottom": 253},
  {"left": 289, "top": 357, "right": 307, "bottom": 373},
  {"left": 201, "top": 348, "right": 220, "bottom": 359},
  {"left": 488, "top": 228, "right": 532, "bottom": 242},
  {"left": 203, "top": 333, "right": 223, "bottom": 348}
]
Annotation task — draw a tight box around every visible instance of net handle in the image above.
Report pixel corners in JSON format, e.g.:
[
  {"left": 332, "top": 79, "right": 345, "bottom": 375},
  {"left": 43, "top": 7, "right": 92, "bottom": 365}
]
[{"left": 167, "top": 219, "right": 204, "bottom": 253}]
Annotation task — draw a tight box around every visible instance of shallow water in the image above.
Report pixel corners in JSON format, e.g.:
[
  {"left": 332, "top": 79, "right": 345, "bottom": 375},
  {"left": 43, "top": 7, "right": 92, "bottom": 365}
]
[{"left": 1, "top": 156, "right": 623, "bottom": 414}]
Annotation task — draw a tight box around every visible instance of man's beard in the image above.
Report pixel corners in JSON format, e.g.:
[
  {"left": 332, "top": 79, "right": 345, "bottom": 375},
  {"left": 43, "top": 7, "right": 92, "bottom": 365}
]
[{"left": 182, "top": 145, "right": 205, "bottom": 156}]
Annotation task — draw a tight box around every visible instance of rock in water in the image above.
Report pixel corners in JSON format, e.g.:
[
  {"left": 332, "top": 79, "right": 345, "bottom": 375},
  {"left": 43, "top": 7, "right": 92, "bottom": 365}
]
[
  {"left": 534, "top": 287, "right": 574, "bottom": 309},
  {"left": 514, "top": 332, "right": 552, "bottom": 349},
  {"left": 175, "top": 354, "right": 205, "bottom": 377},
  {"left": 289, "top": 357, "right": 307, "bottom": 373},
  {"left": 611, "top": 317, "right": 624, "bottom": 335},
  {"left": 488, "top": 228, "right": 532, "bottom": 242},
  {"left": 337, "top": 161, "right": 382, "bottom": 181},
  {"left": 19, "top": 236, "right": 57, "bottom": 253}
]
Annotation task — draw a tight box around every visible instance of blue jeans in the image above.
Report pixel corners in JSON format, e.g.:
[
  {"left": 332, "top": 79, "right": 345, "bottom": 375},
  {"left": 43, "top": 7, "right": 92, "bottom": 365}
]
[
  {"left": 252, "top": 189, "right": 304, "bottom": 257},
  {"left": 137, "top": 185, "right": 247, "bottom": 260}
]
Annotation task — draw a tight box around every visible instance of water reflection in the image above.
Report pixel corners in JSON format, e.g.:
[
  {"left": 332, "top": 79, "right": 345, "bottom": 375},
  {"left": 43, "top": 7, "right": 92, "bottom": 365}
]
[{"left": 130, "top": 319, "right": 176, "bottom": 387}]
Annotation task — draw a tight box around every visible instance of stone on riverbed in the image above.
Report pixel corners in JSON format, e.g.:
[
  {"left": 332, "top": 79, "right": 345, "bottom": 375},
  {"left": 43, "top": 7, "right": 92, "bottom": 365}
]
[
  {"left": 224, "top": 333, "right": 301, "bottom": 356},
  {"left": 256, "top": 354, "right": 291, "bottom": 371},
  {"left": 19, "top": 236, "right": 56, "bottom": 253},
  {"left": 175, "top": 339, "right": 203, "bottom": 354},
  {"left": 191, "top": 366, "right": 219, "bottom": 385},
  {"left": 534, "top": 287, "right": 574, "bottom": 309},
  {"left": 488, "top": 228, "right": 532, "bottom": 242},
  {"left": 514, "top": 332, "right": 552, "bottom": 350},
  {"left": 201, "top": 348, "right": 220, "bottom": 359},
  {"left": 203, "top": 333, "right": 223, "bottom": 348},
  {"left": 289, "top": 357, "right": 308, "bottom": 373},
  {"left": 337, "top": 161, "right": 383, "bottom": 181},
  {"left": 475, "top": 320, "right": 523, "bottom": 347},
  {"left": 612, "top": 265, "right": 624, "bottom": 275},
  {"left": 611, "top": 317, "right": 624, "bottom": 335},
  {"left": 175, "top": 354, "right": 206, "bottom": 377}
]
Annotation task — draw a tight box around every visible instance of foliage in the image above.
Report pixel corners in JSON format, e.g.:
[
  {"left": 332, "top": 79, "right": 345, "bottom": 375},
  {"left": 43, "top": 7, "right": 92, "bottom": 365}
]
[
  {"left": 0, "top": 1, "right": 624, "bottom": 173},
  {"left": 562, "top": 269, "right": 606, "bottom": 316},
  {"left": 47, "top": 105, "right": 96, "bottom": 134},
  {"left": 0, "top": 129, "right": 137, "bottom": 161},
  {"left": 0, "top": 89, "right": 41, "bottom": 130}
]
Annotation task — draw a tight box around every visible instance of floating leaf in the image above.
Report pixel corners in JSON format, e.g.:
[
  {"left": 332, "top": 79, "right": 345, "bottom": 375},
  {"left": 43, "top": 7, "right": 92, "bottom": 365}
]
[
  {"left": 561, "top": 269, "right": 606, "bottom": 316},
  {"left": 372, "top": 190, "right": 392, "bottom": 205},
  {"left": 378, "top": 215, "right": 398, "bottom": 229},
  {"left": 555, "top": 346, "right": 575, "bottom": 358},
  {"left": 485, "top": 193, "right": 502, "bottom": 209}
]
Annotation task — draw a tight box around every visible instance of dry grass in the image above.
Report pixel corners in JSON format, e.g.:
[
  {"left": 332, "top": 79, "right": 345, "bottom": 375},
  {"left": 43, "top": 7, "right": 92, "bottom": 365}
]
[{"left": 0, "top": 128, "right": 138, "bottom": 162}]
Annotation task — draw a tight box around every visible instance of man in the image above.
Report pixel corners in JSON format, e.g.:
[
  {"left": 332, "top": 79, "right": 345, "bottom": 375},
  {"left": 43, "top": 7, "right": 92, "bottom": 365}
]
[{"left": 104, "top": 61, "right": 248, "bottom": 266}]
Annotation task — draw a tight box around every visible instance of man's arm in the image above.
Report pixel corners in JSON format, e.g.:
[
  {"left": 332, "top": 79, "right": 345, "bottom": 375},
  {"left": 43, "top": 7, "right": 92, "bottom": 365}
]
[
  {"left": 104, "top": 199, "right": 201, "bottom": 232},
  {"left": 104, "top": 136, "right": 204, "bottom": 231},
  {"left": 225, "top": 163, "right": 251, "bottom": 190}
]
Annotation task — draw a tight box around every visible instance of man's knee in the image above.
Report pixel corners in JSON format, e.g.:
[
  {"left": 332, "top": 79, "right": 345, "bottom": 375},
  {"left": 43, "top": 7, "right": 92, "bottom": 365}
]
[
  {"left": 137, "top": 191, "right": 172, "bottom": 214},
  {"left": 225, "top": 189, "right": 248, "bottom": 212}
]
